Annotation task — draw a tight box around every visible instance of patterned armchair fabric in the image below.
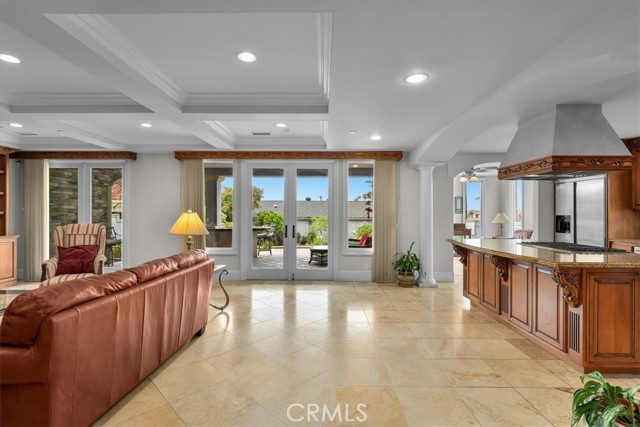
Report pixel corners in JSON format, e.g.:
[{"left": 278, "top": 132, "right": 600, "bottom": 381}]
[
  {"left": 41, "top": 224, "right": 107, "bottom": 284},
  {"left": 513, "top": 229, "right": 534, "bottom": 239}
]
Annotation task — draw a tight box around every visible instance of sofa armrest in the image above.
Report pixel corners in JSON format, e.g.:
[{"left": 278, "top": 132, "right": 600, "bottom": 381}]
[
  {"left": 0, "top": 346, "right": 47, "bottom": 385},
  {"left": 94, "top": 254, "right": 106, "bottom": 274},
  {"left": 41, "top": 257, "right": 59, "bottom": 281}
]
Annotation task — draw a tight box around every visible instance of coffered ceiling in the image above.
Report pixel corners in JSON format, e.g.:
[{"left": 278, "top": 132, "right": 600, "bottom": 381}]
[{"left": 0, "top": 0, "right": 638, "bottom": 163}]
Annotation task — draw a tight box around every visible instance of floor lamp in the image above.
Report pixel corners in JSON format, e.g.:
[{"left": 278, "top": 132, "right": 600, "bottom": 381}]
[{"left": 169, "top": 209, "right": 209, "bottom": 250}]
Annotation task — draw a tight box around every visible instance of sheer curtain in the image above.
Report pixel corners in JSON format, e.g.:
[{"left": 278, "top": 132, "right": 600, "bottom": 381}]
[
  {"left": 371, "top": 160, "right": 397, "bottom": 282},
  {"left": 24, "top": 159, "right": 49, "bottom": 281},
  {"left": 180, "top": 159, "right": 206, "bottom": 250}
]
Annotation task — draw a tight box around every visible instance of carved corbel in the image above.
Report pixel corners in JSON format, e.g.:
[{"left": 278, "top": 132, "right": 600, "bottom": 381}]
[
  {"left": 452, "top": 245, "right": 467, "bottom": 266},
  {"left": 489, "top": 255, "right": 509, "bottom": 281},
  {"left": 552, "top": 269, "right": 582, "bottom": 308}
]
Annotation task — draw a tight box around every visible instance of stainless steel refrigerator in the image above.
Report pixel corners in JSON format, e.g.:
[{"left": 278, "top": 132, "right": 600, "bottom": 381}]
[{"left": 554, "top": 176, "right": 606, "bottom": 247}]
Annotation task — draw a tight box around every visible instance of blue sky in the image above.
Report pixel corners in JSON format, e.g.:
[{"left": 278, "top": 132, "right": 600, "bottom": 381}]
[
  {"left": 466, "top": 182, "right": 481, "bottom": 211},
  {"left": 224, "top": 177, "right": 372, "bottom": 201}
]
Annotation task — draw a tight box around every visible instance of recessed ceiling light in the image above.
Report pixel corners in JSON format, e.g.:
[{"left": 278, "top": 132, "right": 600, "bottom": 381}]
[
  {"left": 276, "top": 123, "right": 287, "bottom": 128},
  {"left": 236, "top": 51, "right": 257, "bottom": 63},
  {"left": 0, "top": 54, "right": 22, "bottom": 64},
  {"left": 403, "top": 73, "right": 429, "bottom": 84},
  {"left": 9, "top": 123, "right": 23, "bottom": 128},
  {"left": 353, "top": 164, "right": 359, "bottom": 168},
  {"left": 140, "top": 123, "right": 152, "bottom": 128},
  {"left": 349, "top": 130, "right": 357, "bottom": 134},
  {"left": 370, "top": 134, "right": 382, "bottom": 141}
]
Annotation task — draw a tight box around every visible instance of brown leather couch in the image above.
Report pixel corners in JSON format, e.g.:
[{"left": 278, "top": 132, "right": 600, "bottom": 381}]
[{"left": 0, "top": 250, "right": 214, "bottom": 426}]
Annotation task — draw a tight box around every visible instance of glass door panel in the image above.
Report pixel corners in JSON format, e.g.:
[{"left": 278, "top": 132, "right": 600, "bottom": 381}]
[
  {"left": 91, "top": 168, "right": 123, "bottom": 268},
  {"left": 294, "top": 167, "right": 329, "bottom": 274},
  {"left": 251, "top": 167, "right": 285, "bottom": 272}
]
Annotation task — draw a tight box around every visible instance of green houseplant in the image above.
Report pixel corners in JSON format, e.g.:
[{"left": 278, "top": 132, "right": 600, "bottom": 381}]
[
  {"left": 392, "top": 242, "right": 420, "bottom": 287},
  {"left": 571, "top": 371, "right": 640, "bottom": 427}
]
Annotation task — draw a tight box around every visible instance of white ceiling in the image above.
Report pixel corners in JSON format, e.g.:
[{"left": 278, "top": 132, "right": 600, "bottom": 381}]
[{"left": 0, "top": 0, "right": 638, "bottom": 163}]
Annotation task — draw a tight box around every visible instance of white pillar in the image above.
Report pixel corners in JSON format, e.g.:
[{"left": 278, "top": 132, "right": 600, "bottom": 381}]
[{"left": 417, "top": 165, "right": 438, "bottom": 287}]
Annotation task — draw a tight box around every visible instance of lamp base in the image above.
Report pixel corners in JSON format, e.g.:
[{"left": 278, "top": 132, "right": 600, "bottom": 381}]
[
  {"left": 186, "top": 235, "right": 193, "bottom": 251},
  {"left": 499, "top": 224, "right": 504, "bottom": 237}
]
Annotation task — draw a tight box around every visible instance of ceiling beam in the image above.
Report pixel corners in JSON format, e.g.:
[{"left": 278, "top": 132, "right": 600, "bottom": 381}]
[{"left": 10, "top": 151, "right": 137, "bottom": 160}]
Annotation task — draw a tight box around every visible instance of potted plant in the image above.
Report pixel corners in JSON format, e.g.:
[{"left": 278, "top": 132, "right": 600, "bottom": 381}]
[
  {"left": 571, "top": 371, "right": 640, "bottom": 427},
  {"left": 392, "top": 242, "right": 420, "bottom": 287}
]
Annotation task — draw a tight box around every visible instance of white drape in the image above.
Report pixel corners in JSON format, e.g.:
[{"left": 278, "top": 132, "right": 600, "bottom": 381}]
[
  {"left": 179, "top": 159, "right": 206, "bottom": 250},
  {"left": 24, "top": 159, "right": 49, "bottom": 281},
  {"left": 371, "top": 160, "right": 397, "bottom": 282}
]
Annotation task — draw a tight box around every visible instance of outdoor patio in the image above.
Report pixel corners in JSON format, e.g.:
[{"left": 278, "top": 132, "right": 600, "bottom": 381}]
[{"left": 253, "top": 247, "right": 329, "bottom": 269}]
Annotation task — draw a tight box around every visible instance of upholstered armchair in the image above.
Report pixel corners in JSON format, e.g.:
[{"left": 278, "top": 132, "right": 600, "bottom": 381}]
[
  {"left": 41, "top": 224, "right": 107, "bottom": 285},
  {"left": 513, "top": 229, "right": 534, "bottom": 239}
]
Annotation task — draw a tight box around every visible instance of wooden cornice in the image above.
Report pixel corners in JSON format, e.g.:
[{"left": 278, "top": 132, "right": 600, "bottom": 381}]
[
  {"left": 497, "top": 155, "right": 633, "bottom": 180},
  {"left": 0, "top": 146, "right": 18, "bottom": 155},
  {"left": 10, "top": 151, "right": 137, "bottom": 160},
  {"left": 174, "top": 151, "right": 403, "bottom": 161}
]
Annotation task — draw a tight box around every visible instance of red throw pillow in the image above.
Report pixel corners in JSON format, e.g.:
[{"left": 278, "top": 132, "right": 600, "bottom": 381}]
[
  {"left": 56, "top": 245, "right": 98, "bottom": 275},
  {"left": 359, "top": 233, "right": 370, "bottom": 246}
]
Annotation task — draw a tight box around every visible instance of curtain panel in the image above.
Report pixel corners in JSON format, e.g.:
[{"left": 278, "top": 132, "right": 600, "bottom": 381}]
[
  {"left": 179, "top": 159, "right": 206, "bottom": 250},
  {"left": 371, "top": 160, "right": 397, "bottom": 282},
  {"left": 24, "top": 159, "right": 49, "bottom": 281}
]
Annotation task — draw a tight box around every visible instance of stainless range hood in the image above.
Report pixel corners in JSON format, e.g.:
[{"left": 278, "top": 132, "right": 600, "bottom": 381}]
[{"left": 498, "top": 104, "right": 633, "bottom": 180}]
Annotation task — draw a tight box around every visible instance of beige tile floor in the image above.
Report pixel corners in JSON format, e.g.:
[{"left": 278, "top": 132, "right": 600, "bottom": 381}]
[{"left": 8, "top": 263, "right": 637, "bottom": 427}]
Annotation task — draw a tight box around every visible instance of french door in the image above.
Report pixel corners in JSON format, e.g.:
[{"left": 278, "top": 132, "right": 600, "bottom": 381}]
[
  {"left": 245, "top": 162, "right": 333, "bottom": 280},
  {"left": 48, "top": 161, "right": 127, "bottom": 271}
]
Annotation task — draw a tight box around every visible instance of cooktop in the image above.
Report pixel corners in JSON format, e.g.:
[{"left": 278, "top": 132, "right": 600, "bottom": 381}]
[{"left": 519, "top": 241, "right": 626, "bottom": 253}]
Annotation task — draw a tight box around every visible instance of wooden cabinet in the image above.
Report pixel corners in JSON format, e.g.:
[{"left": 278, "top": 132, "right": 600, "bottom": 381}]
[
  {"left": 466, "top": 251, "right": 481, "bottom": 302},
  {"left": 509, "top": 261, "right": 532, "bottom": 331},
  {"left": 586, "top": 271, "right": 640, "bottom": 367},
  {"left": 481, "top": 254, "right": 500, "bottom": 313},
  {"left": 609, "top": 240, "right": 636, "bottom": 252},
  {"left": 0, "top": 235, "right": 18, "bottom": 288}
]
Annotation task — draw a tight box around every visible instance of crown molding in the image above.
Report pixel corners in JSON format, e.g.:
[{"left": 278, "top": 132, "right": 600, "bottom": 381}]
[
  {"left": 184, "top": 92, "right": 328, "bottom": 107},
  {"left": 0, "top": 132, "right": 20, "bottom": 147},
  {"left": 321, "top": 121, "right": 329, "bottom": 141},
  {"left": 9, "top": 93, "right": 141, "bottom": 106},
  {"left": 316, "top": 13, "right": 332, "bottom": 100},
  {"left": 204, "top": 121, "right": 236, "bottom": 142},
  {"left": 47, "top": 14, "right": 186, "bottom": 105},
  {"left": 175, "top": 151, "right": 403, "bottom": 160}
]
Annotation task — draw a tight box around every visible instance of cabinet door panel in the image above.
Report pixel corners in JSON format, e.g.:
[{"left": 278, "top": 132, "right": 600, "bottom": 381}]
[
  {"left": 466, "top": 251, "right": 481, "bottom": 302},
  {"left": 481, "top": 254, "right": 500, "bottom": 313},
  {"left": 510, "top": 262, "right": 531, "bottom": 331},
  {"left": 533, "top": 266, "right": 565, "bottom": 350},
  {"left": 587, "top": 272, "right": 640, "bottom": 364}
]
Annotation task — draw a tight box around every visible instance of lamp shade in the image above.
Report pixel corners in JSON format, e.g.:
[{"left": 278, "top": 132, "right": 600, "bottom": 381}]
[
  {"left": 169, "top": 210, "right": 209, "bottom": 236},
  {"left": 492, "top": 212, "right": 510, "bottom": 224}
]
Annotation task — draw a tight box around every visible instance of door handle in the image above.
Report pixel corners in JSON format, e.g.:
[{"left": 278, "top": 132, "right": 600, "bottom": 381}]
[
  {"left": 284, "top": 225, "right": 288, "bottom": 238},
  {"left": 292, "top": 225, "right": 296, "bottom": 237}
]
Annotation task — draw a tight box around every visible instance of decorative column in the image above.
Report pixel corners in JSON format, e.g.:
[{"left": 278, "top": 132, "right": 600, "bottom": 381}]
[{"left": 417, "top": 165, "right": 438, "bottom": 287}]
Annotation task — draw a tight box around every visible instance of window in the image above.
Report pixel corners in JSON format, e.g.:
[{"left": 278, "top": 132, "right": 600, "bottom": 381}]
[
  {"left": 347, "top": 161, "right": 373, "bottom": 249},
  {"left": 465, "top": 181, "right": 482, "bottom": 237},
  {"left": 204, "top": 161, "right": 234, "bottom": 249},
  {"left": 514, "top": 179, "right": 524, "bottom": 230}
]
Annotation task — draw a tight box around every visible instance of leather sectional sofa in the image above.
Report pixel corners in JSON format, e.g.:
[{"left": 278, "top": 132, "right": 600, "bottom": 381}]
[{"left": 0, "top": 250, "right": 214, "bottom": 426}]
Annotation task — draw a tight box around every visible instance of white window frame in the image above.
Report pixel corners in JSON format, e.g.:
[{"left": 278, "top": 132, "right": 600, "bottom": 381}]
[
  {"left": 343, "top": 160, "right": 374, "bottom": 256},
  {"left": 204, "top": 160, "right": 239, "bottom": 256}
]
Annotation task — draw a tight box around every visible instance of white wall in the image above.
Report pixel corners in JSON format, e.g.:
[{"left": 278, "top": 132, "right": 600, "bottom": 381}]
[
  {"left": 397, "top": 159, "right": 420, "bottom": 261},
  {"left": 128, "top": 154, "right": 182, "bottom": 266},
  {"left": 9, "top": 159, "right": 24, "bottom": 279},
  {"left": 481, "top": 175, "right": 501, "bottom": 237},
  {"left": 452, "top": 178, "right": 464, "bottom": 224}
]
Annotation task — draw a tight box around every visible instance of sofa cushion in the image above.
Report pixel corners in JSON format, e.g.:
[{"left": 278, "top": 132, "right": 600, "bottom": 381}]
[
  {"left": 168, "top": 249, "right": 208, "bottom": 269},
  {"left": 126, "top": 258, "right": 179, "bottom": 283},
  {"left": 56, "top": 245, "right": 98, "bottom": 275},
  {"left": 0, "top": 270, "right": 138, "bottom": 347}
]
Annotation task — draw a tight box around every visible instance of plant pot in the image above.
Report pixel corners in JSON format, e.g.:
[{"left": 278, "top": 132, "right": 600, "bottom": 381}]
[{"left": 396, "top": 272, "right": 415, "bottom": 287}]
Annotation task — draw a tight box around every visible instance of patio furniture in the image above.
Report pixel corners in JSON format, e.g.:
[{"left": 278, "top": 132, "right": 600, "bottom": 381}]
[
  {"left": 105, "top": 227, "right": 122, "bottom": 266},
  {"left": 257, "top": 227, "right": 275, "bottom": 256},
  {"left": 309, "top": 245, "right": 328, "bottom": 266},
  {"left": 348, "top": 233, "right": 372, "bottom": 248}
]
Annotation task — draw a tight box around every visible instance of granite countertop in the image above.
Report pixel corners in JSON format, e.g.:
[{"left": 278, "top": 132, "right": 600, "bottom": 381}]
[{"left": 448, "top": 237, "right": 640, "bottom": 269}]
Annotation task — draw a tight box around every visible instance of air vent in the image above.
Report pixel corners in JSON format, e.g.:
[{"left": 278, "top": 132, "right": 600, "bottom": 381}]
[
  {"left": 252, "top": 132, "right": 271, "bottom": 136},
  {"left": 569, "top": 311, "right": 581, "bottom": 353},
  {"left": 15, "top": 132, "right": 39, "bottom": 136}
]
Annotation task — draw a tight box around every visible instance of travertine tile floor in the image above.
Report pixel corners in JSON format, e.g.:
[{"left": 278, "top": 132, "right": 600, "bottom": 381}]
[{"left": 81, "top": 267, "right": 634, "bottom": 426}]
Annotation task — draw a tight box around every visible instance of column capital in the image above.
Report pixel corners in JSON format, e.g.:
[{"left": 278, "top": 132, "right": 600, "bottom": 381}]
[{"left": 411, "top": 161, "right": 446, "bottom": 171}]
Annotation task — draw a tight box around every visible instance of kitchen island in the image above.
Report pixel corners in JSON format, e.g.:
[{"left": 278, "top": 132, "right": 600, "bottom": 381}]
[{"left": 449, "top": 238, "right": 640, "bottom": 373}]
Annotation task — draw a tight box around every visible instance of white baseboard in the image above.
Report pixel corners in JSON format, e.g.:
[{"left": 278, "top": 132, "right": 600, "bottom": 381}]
[{"left": 435, "top": 271, "right": 454, "bottom": 283}]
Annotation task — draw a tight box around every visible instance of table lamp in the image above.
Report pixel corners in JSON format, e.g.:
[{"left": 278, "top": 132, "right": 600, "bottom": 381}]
[
  {"left": 492, "top": 212, "right": 510, "bottom": 237},
  {"left": 169, "top": 209, "right": 209, "bottom": 250}
]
